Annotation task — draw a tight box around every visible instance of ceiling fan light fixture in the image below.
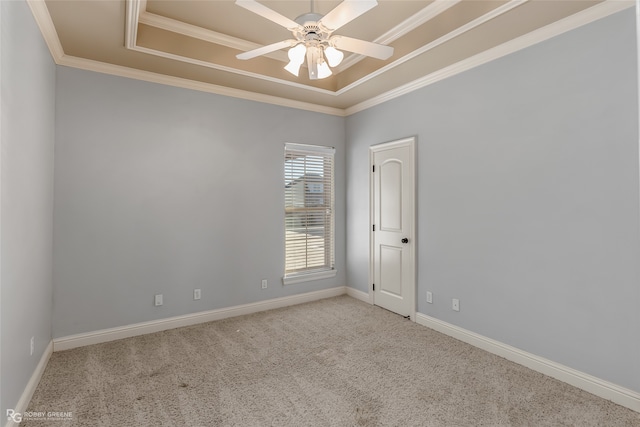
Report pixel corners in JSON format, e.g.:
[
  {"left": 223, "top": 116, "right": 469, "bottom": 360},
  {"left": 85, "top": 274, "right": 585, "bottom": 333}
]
[
  {"left": 286, "top": 43, "right": 335, "bottom": 80},
  {"left": 324, "top": 46, "right": 344, "bottom": 68},
  {"left": 235, "top": 0, "right": 392, "bottom": 81}
]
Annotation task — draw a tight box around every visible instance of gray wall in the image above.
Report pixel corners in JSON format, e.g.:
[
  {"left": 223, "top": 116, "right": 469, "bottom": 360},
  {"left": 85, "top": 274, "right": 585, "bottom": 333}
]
[
  {"left": 0, "top": 0, "right": 56, "bottom": 416},
  {"left": 346, "top": 9, "right": 640, "bottom": 392},
  {"left": 53, "top": 67, "right": 346, "bottom": 338},
  {"left": 3, "top": 0, "right": 638, "bottom": 411}
]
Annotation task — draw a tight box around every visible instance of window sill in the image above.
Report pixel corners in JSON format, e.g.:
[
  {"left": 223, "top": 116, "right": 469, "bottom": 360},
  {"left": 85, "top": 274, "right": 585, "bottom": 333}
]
[{"left": 282, "top": 269, "right": 337, "bottom": 285}]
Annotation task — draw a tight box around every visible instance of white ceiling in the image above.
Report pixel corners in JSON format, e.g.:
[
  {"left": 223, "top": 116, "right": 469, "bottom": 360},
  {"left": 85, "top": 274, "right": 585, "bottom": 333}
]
[{"left": 29, "top": 0, "right": 633, "bottom": 115}]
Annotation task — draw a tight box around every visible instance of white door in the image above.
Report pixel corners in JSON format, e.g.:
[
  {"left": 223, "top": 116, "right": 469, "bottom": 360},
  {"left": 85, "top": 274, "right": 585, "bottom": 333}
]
[{"left": 370, "top": 137, "right": 415, "bottom": 319}]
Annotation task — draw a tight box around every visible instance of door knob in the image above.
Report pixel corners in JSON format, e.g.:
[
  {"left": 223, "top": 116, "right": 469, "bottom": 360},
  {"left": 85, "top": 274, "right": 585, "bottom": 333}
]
[{"left": 401, "top": 238, "right": 409, "bottom": 244}]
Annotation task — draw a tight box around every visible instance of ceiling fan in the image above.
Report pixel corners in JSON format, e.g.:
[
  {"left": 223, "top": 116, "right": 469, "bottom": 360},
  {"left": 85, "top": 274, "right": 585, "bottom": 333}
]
[{"left": 235, "top": 0, "right": 394, "bottom": 80}]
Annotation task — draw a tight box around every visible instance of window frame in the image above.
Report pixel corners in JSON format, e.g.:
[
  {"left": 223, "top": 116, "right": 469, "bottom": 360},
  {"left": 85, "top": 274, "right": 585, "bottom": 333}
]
[{"left": 283, "top": 143, "right": 336, "bottom": 285}]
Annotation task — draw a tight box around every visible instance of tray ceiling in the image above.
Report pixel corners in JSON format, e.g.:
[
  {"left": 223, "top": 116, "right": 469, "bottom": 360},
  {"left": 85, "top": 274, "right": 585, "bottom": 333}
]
[{"left": 31, "top": 0, "right": 632, "bottom": 115}]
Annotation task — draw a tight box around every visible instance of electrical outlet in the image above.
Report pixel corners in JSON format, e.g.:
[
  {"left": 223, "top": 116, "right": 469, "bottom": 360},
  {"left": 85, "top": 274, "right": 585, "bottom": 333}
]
[
  {"left": 261, "top": 279, "right": 268, "bottom": 289},
  {"left": 194, "top": 289, "right": 201, "bottom": 300},
  {"left": 154, "top": 294, "right": 163, "bottom": 306},
  {"left": 30, "top": 337, "right": 34, "bottom": 356},
  {"left": 426, "top": 291, "right": 433, "bottom": 304},
  {"left": 452, "top": 298, "right": 460, "bottom": 312}
]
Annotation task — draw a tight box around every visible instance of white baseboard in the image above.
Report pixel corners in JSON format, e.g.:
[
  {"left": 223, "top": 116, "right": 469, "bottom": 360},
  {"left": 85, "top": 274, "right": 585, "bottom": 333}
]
[
  {"left": 15, "top": 293, "right": 640, "bottom": 422},
  {"left": 415, "top": 313, "right": 640, "bottom": 413},
  {"left": 345, "top": 287, "right": 371, "bottom": 304},
  {"left": 4, "top": 341, "right": 53, "bottom": 427},
  {"left": 54, "top": 286, "right": 348, "bottom": 351}
]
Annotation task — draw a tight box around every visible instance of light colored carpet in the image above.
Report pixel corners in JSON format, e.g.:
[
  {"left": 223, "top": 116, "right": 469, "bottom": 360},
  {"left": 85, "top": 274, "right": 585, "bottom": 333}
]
[{"left": 22, "top": 296, "right": 640, "bottom": 426}]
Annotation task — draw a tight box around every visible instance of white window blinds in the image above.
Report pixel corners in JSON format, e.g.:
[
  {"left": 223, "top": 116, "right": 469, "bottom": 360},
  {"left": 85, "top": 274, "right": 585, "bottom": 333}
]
[{"left": 284, "top": 143, "right": 335, "bottom": 279}]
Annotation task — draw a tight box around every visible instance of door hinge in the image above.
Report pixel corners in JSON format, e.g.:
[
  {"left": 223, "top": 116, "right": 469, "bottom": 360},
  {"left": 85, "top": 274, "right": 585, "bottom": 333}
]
[
  {"left": 372, "top": 165, "right": 375, "bottom": 172},
  {"left": 372, "top": 283, "right": 375, "bottom": 291},
  {"left": 372, "top": 224, "right": 375, "bottom": 232}
]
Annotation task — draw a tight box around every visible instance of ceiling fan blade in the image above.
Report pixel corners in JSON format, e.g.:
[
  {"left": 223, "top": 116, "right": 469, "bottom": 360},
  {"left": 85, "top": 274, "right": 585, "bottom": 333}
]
[
  {"left": 235, "top": 0, "right": 301, "bottom": 30},
  {"left": 331, "top": 35, "right": 393, "bottom": 60},
  {"left": 236, "top": 40, "right": 295, "bottom": 60},
  {"left": 319, "top": 0, "right": 378, "bottom": 31}
]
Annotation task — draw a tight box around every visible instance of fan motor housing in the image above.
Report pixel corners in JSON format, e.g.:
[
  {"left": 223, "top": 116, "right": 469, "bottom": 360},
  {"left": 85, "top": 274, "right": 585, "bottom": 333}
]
[{"left": 293, "top": 12, "right": 330, "bottom": 43}]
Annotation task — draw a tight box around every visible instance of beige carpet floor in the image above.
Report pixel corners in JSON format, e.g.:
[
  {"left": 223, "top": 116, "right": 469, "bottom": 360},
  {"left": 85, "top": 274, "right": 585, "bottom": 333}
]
[{"left": 22, "top": 296, "right": 640, "bottom": 426}]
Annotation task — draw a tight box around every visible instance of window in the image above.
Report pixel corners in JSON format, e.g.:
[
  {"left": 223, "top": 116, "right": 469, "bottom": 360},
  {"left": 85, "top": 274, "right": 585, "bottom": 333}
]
[{"left": 283, "top": 143, "right": 336, "bottom": 284}]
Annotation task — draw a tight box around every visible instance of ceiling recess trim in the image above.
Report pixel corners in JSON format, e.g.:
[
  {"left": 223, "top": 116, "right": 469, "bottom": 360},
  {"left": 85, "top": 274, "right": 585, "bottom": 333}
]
[
  {"left": 335, "top": 0, "right": 528, "bottom": 96},
  {"left": 125, "top": 0, "right": 141, "bottom": 49},
  {"left": 130, "top": 43, "right": 337, "bottom": 96},
  {"left": 345, "top": 0, "right": 635, "bottom": 115},
  {"left": 335, "top": 0, "right": 462, "bottom": 73},
  {"left": 137, "top": 11, "right": 289, "bottom": 63}
]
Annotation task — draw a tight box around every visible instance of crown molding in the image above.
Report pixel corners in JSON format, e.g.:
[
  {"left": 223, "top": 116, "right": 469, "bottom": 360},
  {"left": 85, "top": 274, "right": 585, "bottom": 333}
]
[
  {"left": 345, "top": 0, "right": 635, "bottom": 115},
  {"left": 26, "top": 0, "right": 64, "bottom": 62},
  {"left": 337, "top": 0, "right": 528, "bottom": 95},
  {"left": 128, "top": 44, "right": 337, "bottom": 96},
  {"left": 125, "top": 0, "right": 142, "bottom": 49},
  {"left": 57, "top": 55, "right": 346, "bottom": 116},
  {"left": 336, "top": 0, "right": 462, "bottom": 72},
  {"left": 377, "top": 0, "right": 462, "bottom": 45},
  {"left": 138, "top": 11, "right": 289, "bottom": 63}
]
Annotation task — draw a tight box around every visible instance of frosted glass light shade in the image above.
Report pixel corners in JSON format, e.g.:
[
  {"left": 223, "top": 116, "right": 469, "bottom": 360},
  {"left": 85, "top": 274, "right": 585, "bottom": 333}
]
[
  {"left": 285, "top": 44, "right": 307, "bottom": 76},
  {"left": 288, "top": 44, "right": 306, "bottom": 63},
  {"left": 317, "top": 60, "right": 332, "bottom": 79},
  {"left": 324, "top": 46, "right": 344, "bottom": 67},
  {"left": 284, "top": 60, "right": 302, "bottom": 76}
]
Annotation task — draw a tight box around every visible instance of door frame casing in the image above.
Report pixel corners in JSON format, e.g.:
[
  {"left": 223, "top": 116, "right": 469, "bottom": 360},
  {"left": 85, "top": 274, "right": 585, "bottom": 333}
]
[{"left": 368, "top": 136, "right": 417, "bottom": 321}]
